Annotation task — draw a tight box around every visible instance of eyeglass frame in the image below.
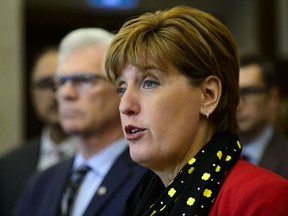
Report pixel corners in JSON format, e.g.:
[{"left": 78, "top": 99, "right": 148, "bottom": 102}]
[
  {"left": 31, "top": 76, "right": 56, "bottom": 91},
  {"left": 54, "top": 73, "right": 107, "bottom": 92},
  {"left": 239, "top": 85, "right": 270, "bottom": 103}
]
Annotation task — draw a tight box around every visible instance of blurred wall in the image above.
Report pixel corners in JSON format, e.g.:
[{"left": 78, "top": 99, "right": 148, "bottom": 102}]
[
  {"left": 276, "top": 0, "right": 288, "bottom": 59},
  {"left": 0, "top": 0, "right": 23, "bottom": 155}
]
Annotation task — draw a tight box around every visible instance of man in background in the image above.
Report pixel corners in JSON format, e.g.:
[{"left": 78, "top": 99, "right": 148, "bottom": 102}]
[
  {"left": 0, "top": 46, "right": 78, "bottom": 215},
  {"left": 237, "top": 54, "right": 288, "bottom": 178},
  {"left": 16, "top": 28, "right": 145, "bottom": 216}
]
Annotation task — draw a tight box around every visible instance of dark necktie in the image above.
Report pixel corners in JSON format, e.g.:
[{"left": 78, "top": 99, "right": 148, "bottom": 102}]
[{"left": 60, "top": 165, "right": 91, "bottom": 216}]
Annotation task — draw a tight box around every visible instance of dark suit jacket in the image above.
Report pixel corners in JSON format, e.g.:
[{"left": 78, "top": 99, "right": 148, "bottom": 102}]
[
  {"left": 259, "top": 132, "right": 288, "bottom": 179},
  {"left": 0, "top": 137, "right": 41, "bottom": 216},
  {"left": 15, "top": 147, "right": 146, "bottom": 216}
]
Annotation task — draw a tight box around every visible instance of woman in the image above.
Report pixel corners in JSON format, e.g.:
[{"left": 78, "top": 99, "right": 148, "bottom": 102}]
[{"left": 105, "top": 6, "right": 288, "bottom": 216}]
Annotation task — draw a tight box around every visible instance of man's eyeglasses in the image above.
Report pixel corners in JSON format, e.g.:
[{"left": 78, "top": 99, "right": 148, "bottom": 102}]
[
  {"left": 239, "top": 86, "right": 269, "bottom": 103},
  {"left": 54, "top": 73, "right": 107, "bottom": 92},
  {"left": 31, "top": 76, "right": 55, "bottom": 90}
]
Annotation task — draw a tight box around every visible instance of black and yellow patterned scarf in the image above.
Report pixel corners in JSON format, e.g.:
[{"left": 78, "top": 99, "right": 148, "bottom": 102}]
[{"left": 137, "top": 132, "right": 241, "bottom": 216}]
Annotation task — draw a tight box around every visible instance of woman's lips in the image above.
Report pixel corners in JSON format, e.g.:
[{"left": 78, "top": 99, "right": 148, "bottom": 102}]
[{"left": 124, "top": 125, "right": 146, "bottom": 141}]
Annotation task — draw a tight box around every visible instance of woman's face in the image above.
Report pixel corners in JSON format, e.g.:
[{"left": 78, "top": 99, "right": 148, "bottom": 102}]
[{"left": 117, "top": 63, "right": 206, "bottom": 173}]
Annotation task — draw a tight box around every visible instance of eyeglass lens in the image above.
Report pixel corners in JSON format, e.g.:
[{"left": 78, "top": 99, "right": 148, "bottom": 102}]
[
  {"left": 32, "top": 76, "right": 55, "bottom": 90},
  {"left": 239, "top": 86, "right": 269, "bottom": 102}
]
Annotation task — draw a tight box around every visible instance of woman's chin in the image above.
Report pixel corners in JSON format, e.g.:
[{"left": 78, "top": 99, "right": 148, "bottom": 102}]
[{"left": 129, "top": 149, "right": 151, "bottom": 167}]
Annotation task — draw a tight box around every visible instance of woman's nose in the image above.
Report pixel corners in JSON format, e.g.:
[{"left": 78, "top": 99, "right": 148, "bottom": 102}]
[{"left": 119, "top": 87, "right": 140, "bottom": 116}]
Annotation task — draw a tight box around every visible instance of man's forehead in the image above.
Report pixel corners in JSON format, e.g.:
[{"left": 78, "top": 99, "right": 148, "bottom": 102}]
[
  {"left": 33, "top": 53, "right": 58, "bottom": 80},
  {"left": 239, "top": 64, "right": 264, "bottom": 85}
]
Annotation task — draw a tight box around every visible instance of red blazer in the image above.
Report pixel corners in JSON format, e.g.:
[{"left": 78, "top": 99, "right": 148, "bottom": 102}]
[{"left": 210, "top": 159, "right": 288, "bottom": 215}]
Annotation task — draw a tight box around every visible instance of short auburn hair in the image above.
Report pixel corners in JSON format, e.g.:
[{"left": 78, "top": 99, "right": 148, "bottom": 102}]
[{"left": 105, "top": 6, "right": 240, "bottom": 133}]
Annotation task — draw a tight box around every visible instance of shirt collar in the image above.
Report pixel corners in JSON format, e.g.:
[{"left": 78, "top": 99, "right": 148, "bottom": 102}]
[
  {"left": 73, "top": 137, "right": 127, "bottom": 177},
  {"left": 40, "top": 127, "right": 78, "bottom": 157},
  {"left": 241, "top": 125, "right": 274, "bottom": 165}
]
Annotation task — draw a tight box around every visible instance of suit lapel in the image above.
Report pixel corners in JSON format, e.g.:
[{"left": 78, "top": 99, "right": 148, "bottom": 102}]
[
  {"left": 84, "top": 148, "right": 133, "bottom": 216},
  {"left": 25, "top": 137, "right": 41, "bottom": 172},
  {"left": 259, "top": 133, "right": 286, "bottom": 171},
  {"left": 42, "top": 159, "right": 74, "bottom": 216}
]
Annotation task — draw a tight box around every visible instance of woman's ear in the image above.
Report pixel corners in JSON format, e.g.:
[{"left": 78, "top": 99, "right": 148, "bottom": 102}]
[{"left": 200, "top": 75, "right": 222, "bottom": 118}]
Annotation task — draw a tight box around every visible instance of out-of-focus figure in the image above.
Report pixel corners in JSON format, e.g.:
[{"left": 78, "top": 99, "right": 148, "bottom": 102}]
[
  {"left": 0, "top": 46, "right": 78, "bottom": 216},
  {"left": 16, "top": 29, "right": 145, "bottom": 216},
  {"left": 237, "top": 54, "right": 288, "bottom": 178},
  {"left": 275, "top": 97, "right": 288, "bottom": 136}
]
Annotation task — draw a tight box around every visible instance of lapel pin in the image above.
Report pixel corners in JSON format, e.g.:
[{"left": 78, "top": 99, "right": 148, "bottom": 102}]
[{"left": 97, "top": 186, "right": 107, "bottom": 196}]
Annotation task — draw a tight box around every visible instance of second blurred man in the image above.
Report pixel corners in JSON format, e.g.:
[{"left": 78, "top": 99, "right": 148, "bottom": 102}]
[
  {"left": 16, "top": 28, "right": 146, "bottom": 216},
  {"left": 0, "top": 46, "right": 78, "bottom": 216},
  {"left": 237, "top": 54, "right": 288, "bottom": 178}
]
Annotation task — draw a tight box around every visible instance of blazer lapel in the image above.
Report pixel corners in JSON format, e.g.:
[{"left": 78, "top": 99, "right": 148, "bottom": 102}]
[{"left": 84, "top": 148, "right": 135, "bottom": 216}]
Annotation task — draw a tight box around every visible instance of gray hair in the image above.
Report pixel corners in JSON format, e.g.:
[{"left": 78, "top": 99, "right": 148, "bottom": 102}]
[{"left": 58, "top": 28, "right": 114, "bottom": 67}]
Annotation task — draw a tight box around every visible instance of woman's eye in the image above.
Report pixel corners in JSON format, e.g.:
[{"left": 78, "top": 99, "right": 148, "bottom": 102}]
[
  {"left": 115, "top": 80, "right": 127, "bottom": 97},
  {"left": 116, "top": 87, "right": 126, "bottom": 97},
  {"left": 142, "top": 79, "right": 159, "bottom": 89}
]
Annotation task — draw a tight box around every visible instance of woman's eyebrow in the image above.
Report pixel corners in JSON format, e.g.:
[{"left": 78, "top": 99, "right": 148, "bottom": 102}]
[
  {"left": 112, "top": 73, "right": 120, "bottom": 82},
  {"left": 115, "top": 76, "right": 122, "bottom": 84},
  {"left": 142, "top": 64, "right": 160, "bottom": 70}
]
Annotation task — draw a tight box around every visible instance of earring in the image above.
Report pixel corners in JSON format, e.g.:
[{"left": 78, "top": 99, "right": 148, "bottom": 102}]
[{"left": 205, "top": 112, "right": 209, "bottom": 119}]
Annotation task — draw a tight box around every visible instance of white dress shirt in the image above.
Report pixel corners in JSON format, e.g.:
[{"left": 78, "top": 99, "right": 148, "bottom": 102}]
[
  {"left": 71, "top": 138, "right": 128, "bottom": 216},
  {"left": 36, "top": 127, "right": 78, "bottom": 171}
]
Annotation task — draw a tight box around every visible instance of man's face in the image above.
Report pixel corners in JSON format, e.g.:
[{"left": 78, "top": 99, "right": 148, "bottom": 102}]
[
  {"left": 56, "top": 45, "right": 121, "bottom": 136},
  {"left": 236, "top": 64, "right": 277, "bottom": 138},
  {"left": 31, "top": 50, "right": 59, "bottom": 125}
]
